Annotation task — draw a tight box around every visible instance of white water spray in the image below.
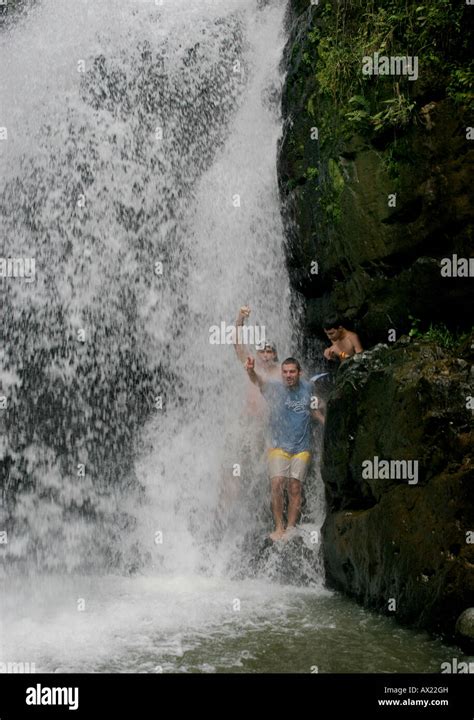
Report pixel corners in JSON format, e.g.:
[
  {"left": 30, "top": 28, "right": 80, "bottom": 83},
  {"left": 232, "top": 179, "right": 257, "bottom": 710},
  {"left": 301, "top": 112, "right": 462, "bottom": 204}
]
[
  {"left": 0, "top": 1, "right": 456, "bottom": 676},
  {"left": 1, "top": 0, "right": 325, "bottom": 576}
]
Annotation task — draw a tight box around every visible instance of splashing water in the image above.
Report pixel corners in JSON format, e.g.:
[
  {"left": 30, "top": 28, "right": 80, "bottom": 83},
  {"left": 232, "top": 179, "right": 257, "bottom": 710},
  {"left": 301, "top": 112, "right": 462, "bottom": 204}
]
[
  {"left": 0, "top": 0, "right": 323, "bottom": 571},
  {"left": 1, "top": 0, "right": 320, "bottom": 574},
  {"left": 0, "top": 0, "right": 466, "bottom": 675}
]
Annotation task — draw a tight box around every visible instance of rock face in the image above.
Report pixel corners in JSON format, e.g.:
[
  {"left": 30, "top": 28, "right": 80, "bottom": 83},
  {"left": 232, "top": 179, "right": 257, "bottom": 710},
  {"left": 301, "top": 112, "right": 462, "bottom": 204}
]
[
  {"left": 278, "top": 0, "right": 474, "bottom": 638},
  {"left": 321, "top": 342, "right": 474, "bottom": 635},
  {"left": 455, "top": 608, "right": 474, "bottom": 654},
  {"left": 279, "top": 0, "right": 474, "bottom": 347}
]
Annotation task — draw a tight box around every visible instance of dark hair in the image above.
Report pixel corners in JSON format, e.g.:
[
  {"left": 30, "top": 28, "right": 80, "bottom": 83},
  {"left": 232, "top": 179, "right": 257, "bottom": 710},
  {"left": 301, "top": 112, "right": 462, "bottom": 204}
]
[
  {"left": 323, "top": 315, "right": 343, "bottom": 331},
  {"left": 281, "top": 357, "right": 301, "bottom": 371}
]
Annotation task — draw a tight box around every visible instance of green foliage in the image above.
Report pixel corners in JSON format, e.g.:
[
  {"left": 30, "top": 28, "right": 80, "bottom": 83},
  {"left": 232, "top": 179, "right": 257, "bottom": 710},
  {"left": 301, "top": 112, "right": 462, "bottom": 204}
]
[
  {"left": 371, "top": 95, "right": 417, "bottom": 133},
  {"left": 300, "top": 0, "right": 471, "bottom": 142},
  {"left": 346, "top": 95, "right": 372, "bottom": 131},
  {"left": 305, "top": 166, "right": 319, "bottom": 181},
  {"left": 328, "top": 157, "right": 344, "bottom": 192},
  {"left": 319, "top": 196, "right": 342, "bottom": 225},
  {"left": 408, "top": 316, "right": 471, "bottom": 351},
  {"left": 447, "top": 64, "right": 474, "bottom": 109},
  {"left": 294, "top": 0, "right": 472, "bottom": 228},
  {"left": 345, "top": 93, "right": 415, "bottom": 134}
]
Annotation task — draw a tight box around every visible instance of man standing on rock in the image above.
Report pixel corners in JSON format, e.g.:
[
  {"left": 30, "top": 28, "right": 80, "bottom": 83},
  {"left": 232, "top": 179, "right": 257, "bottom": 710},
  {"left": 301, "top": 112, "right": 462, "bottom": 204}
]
[{"left": 245, "top": 356, "right": 324, "bottom": 542}]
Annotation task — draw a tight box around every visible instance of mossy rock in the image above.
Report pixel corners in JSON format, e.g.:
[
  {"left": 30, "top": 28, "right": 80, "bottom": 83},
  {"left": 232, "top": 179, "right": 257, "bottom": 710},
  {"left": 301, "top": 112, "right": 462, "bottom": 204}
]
[{"left": 320, "top": 341, "right": 474, "bottom": 637}]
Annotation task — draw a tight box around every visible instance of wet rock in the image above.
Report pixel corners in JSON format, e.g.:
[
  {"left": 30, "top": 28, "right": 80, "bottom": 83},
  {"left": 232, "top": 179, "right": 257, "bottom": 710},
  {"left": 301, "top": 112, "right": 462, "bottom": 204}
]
[
  {"left": 279, "top": 0, "right": 474, "bottom": 641},
  {"left": 455, "top": 608, "right": 474, "bottom": 654},
  {"left": 279, "top": 1, "right": 474, "bottom": 347},
  {"left": 321, "top": 341, "right": 474, "bottom": 637},
  {"left": 234, "top": 527, "right": 323, "bottom": 586}
]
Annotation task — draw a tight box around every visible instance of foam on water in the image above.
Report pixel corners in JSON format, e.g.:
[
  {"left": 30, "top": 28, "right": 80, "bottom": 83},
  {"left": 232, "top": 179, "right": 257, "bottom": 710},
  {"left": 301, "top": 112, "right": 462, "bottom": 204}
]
[
  {"left": 1, "top": 573, "right": 461, "bottom": 674},
  {"left": 0, "top": 574, "right": 332, "bottom": 672}
]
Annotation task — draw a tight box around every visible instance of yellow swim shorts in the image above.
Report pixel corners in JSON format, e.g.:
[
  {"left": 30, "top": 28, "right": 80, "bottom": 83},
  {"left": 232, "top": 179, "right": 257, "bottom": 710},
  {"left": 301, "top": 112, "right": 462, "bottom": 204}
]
[{"left": 267, "top": 448, "right": 312, "bottom": 483}]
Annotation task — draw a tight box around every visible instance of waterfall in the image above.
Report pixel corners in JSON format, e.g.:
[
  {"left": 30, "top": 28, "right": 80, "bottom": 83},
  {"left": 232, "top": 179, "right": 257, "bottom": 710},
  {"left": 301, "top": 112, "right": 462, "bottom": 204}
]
[
  {"left": 0, "top": 1, "right": 465, "bottom": 678},
  {"left": 0, "top": 0, "right": 324, "bottom": 579}
]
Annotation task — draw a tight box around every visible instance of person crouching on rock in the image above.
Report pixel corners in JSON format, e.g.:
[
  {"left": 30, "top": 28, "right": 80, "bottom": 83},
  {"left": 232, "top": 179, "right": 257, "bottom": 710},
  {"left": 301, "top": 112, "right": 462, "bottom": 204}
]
[
  {"left": 323, "top": 316, "right": 363, "bottom": 362},
  {"left": 245, "top": 356, "right": 324, "bottom": 542}
]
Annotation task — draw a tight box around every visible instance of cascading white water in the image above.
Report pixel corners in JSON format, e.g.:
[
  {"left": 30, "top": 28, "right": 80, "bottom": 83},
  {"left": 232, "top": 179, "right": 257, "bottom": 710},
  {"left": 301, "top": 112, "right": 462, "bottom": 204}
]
[
  {"left": 128, "top": 0, "right": 325, "bottom": 579},
  {"left": 0, "top": 1, "right": 462, "bottom": 676},
  {"left": 0, "top": 0, "right": 329, "bottom": 672},
  {"left": 1, "top": 0, "right": 325, "bottom": 576}
]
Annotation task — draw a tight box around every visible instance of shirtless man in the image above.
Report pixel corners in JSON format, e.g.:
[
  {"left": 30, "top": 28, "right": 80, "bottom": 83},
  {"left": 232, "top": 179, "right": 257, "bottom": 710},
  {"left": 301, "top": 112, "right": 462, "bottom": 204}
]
[
  {"left": 234, "top": 305, "right": 280, "bottom": 416},
  {"left": 323, "top": 317, "right": 363, "bottom": 362}
]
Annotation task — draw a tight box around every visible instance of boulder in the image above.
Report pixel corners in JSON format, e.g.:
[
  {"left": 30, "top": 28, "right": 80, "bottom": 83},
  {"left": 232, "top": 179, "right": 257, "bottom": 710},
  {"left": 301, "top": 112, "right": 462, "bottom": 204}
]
[
  {"left": 321, "top": 341, "right": 474, "bottom": 635},
  {"left": 455, "top": 608, "right": 474, "bottom": 654}
]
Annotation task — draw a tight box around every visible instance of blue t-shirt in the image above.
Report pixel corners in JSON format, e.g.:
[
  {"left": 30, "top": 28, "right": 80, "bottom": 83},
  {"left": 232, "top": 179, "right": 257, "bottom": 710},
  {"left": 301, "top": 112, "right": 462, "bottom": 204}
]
[{"left": 262, "top": 379, "right": 313, "bottom": 454}]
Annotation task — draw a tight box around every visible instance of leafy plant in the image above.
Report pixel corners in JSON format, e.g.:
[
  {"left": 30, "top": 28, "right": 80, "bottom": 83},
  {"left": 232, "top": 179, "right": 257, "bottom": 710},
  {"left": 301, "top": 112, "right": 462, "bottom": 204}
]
[
  {"left": 305, "top": 166, "right": 319, "bottom": 181},
  {"left": 408, "top": 316, "right": 469, "bottom": 351},
  {"left": 296, "top": 0, "right": 472, "bottom": 228},
  {"left": 371, "top": 94, "right": 416, "bottom": 132}
]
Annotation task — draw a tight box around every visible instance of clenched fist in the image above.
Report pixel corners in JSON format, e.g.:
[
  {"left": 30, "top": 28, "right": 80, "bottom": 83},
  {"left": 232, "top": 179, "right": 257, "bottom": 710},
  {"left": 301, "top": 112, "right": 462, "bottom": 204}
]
[
  {"left": 245, "top": 356, "right": 255, "bottom": 372},
  {"left": 237, "top": 305, "right": 251, "bottom": 324}
]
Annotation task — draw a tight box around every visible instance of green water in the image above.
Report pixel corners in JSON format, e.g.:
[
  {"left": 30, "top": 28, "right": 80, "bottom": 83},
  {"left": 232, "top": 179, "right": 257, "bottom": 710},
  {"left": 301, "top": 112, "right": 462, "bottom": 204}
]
[
  {"left": 132, "top": 593, "right": 467, "bottom": 675},
  {"left": 2, "top": 576, "right": 468, "bottom": 674}
]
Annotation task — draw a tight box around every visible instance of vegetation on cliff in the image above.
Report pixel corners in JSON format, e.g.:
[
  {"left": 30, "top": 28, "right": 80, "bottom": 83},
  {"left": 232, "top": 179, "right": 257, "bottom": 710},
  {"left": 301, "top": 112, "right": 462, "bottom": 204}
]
[
  {"left": 280, "top": 0, "right": 474, "bottom": 345},
  {"left": 280, "top": 0, "right": 474, "bottom": 640},
  {"left": 286, "top": 0, "right": 473, "bottom": 220}
]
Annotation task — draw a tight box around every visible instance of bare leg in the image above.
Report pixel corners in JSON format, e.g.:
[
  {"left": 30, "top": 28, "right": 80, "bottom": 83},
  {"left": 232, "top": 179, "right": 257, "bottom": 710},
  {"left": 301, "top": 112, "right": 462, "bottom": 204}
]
[
  {"left": 286, "top": 478, "right": 302, "bottom": 531},
  {"left": 270, "top": 476, "right": 286, "bottom": 541}
]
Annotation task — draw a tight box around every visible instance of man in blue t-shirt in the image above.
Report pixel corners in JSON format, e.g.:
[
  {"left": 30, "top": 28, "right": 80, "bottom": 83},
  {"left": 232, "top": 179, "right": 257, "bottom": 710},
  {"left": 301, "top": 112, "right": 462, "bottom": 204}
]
[{"left": 245, "top": 356, "right": 325, "bottom": 542}]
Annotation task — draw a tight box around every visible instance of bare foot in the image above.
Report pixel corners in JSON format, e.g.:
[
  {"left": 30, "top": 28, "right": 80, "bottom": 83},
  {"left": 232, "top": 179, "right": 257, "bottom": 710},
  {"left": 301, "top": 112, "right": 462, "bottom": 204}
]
[
  {"left": 282, "top": 526, "right": 298, "bottom": 542},
  {"left": 269, "top": 528, "right": 285, "bottom": 542}
]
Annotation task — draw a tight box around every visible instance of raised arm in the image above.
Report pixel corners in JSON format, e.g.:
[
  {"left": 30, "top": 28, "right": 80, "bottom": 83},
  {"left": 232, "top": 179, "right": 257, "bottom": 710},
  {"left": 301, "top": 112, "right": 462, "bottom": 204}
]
[
  {"left": 245, "top": 356, "right": 265, "bottom": 392},
  {"left": 233, "top": 305, "right": 251, "bottom": 364}
]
